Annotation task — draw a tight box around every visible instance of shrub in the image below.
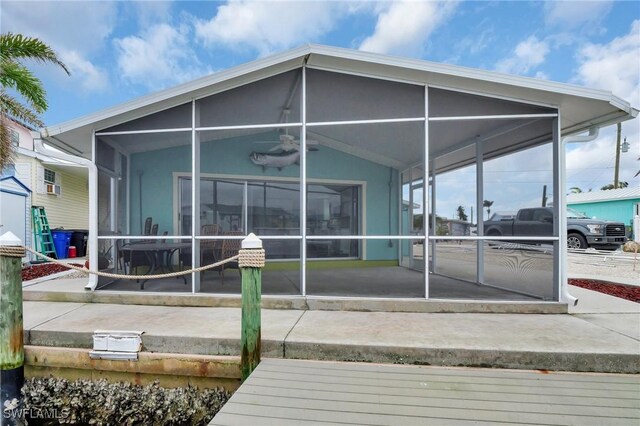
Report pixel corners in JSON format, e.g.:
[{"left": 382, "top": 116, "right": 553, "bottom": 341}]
[{"left": 20, "top": 377, "right": 230, "bottom": 425}]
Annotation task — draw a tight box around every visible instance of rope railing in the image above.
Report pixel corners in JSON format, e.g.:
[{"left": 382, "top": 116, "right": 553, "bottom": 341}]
[{"left": 13, "top": 246, "right": 241, "bottom": 280}]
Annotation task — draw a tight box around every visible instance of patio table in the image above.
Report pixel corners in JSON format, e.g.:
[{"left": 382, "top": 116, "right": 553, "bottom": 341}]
[{"left": 119, "top": 242, "right": 191, "bottom": 289}]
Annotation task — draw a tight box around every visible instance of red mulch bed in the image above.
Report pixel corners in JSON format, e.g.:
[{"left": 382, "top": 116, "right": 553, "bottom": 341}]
[
  {"left": 569, "top": 278, "right": 640, "bottom": 303},
  {"left": 22, "top": 262, "right": 84, "bottom": 281}
]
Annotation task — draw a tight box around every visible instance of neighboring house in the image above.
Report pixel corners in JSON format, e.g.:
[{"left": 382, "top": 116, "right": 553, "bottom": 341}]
[
  {"left": 568, "top": 187, "right": 640, "bottom": 239},
  {"left": 2, "top": 120, "right": 88, "bottom": 256},
  {"left": 442, "top": 219, "right": 471, "bottom": 237},
  {"left": 38, "top": 44, "right": 638, "bottom": 302}
]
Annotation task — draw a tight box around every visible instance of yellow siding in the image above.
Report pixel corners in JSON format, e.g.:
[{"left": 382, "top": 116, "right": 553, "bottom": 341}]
[{"left": 32, "top": 164, "right": 89, "bottom": 230}]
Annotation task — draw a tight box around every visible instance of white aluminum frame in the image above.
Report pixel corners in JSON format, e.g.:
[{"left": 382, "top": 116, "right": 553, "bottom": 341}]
[
  {"left": 300, "top": 66, "right": 308, "bottom": 296},
  {"left": 191, "top": 99, "right": 200, "bottom": 293},
  {"left": 423, "top": 86, "right": 429, "bottom": 299}
]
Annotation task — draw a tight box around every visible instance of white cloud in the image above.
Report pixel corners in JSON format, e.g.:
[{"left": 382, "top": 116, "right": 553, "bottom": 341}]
[
  {"left": 114, "top": 23, "right": 210, "bottom": 90},
  {"left": 567, "top": 20, "right": 640, "bottom": 191},
  {"left": 194, "top": 1, "right": 338, "bottom": 55},
  {"left": 566, "top": 128, "right": 638, "bottom": 192},
  {"left": 495, "top": 36, "right": 550, "bottom": 75},
  {"left": 1, "top": 1, "right": 117, "bottom": 93},
  {"left": 534, "top": 71, "right": 550, "bottom": 80},
  {"left": 59, "top": 50, "right": 109, "bottom": 93},
  {"left": 574, "top": 20, "right": 640, "bottom": 106},
  {"left": 129, "top": 0, "right": 173, "bottom": 27},
  {"left": 1, "top": 1, "right": 117, "bottom": 56},
  {"left": 358, "top": 1, "right": 458, "bottom": 56},
  {"left": 544, "top": 1, "right": 613, "bottom": 28}
]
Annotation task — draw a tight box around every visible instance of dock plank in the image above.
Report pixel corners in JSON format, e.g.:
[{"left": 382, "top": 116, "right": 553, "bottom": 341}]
[
  {"left": 249, "top": 370, "right": 636, "bottom": 399},
  {"left": 256, "top": 362, "right": 639, "bottom": 390},
  {"left": 236, "top": 385, "right": 639, "bottom": 418},
  {"left": 210, "top": 359, "right": 640, "bottom": 425},
  {"left": 262, "top": 358, "right": 639, "bottom": 384},
  {"left": 244, "top": 378, "right": 640, "bottom": 409}
]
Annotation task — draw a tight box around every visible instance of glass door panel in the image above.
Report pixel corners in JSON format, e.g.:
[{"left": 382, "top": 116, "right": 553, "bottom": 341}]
[{"left": 401, "top": 168, "right": 424, "bottom": 270}]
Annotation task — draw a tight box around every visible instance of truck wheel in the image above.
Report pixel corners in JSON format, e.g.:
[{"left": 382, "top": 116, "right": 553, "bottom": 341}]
[{"left": 567, "top": 233, "right": 587, "bottom": 249}]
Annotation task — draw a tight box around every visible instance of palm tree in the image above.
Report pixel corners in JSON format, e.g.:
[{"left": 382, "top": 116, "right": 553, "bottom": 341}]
[
  {"left": 456, "top": 205, "right": 468, "bottom": 222},
  {"left": 1, "top": 32, "right": 69, "bottom": 169},
  {"left": 483, "top": 200, "right": 494, "bottom": 219},
  {"left": 569, "top": 187, "right": 583, "bottom": 194}
]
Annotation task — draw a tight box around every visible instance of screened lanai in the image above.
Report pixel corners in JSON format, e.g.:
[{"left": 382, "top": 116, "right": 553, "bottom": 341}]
[{"left": 41, "top": 45, "right": 637, "bottom": 303}]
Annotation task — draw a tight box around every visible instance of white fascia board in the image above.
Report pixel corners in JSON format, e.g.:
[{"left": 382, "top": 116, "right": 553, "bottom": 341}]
[
  {"left": 568, "top": 193, "right": 640, "bottom": 204},
  {"left": 42, "top": 45, "right": 312, "bottom": 137},
  {"left": 16, "top": 146, "right": 82, "bottom": 168}
]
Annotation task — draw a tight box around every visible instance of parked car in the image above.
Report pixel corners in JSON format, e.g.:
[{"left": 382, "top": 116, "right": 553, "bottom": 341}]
[{"left": 484, "top": 207, "right": 627, "bottom": 250}]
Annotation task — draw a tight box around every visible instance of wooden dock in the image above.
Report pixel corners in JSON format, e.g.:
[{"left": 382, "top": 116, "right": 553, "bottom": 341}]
[{"left": 211, "top": 358, "right": 640, "bottom": 425}]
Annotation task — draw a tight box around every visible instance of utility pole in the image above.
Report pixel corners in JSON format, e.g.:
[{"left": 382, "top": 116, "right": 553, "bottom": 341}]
[
  {"left": 614, "top": 122, "right": 622, "bottom": 189},
  {"left": 542, "top": 185, "right": 547, "bottom": 207}
]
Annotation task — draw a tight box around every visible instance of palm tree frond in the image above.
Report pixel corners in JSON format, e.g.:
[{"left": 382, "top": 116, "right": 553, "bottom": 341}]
[
  {"left": 0, "top": 33, "right": 70, "bottom": 75},
  {"left": 0, "top": 32, "right": 71, "bottom": 170},
  {"left": 0, "top": 92, "right": 44, "bottom": 128},
  {"left": 0, "top": 59, "right": 47, "bottom": 112},
  {"left": 0, "top": 117, "right": 14, "bottom": 171}
]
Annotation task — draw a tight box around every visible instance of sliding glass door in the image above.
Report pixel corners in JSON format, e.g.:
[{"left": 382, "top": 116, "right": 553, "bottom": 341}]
[{"left": 178, "top": 176, "right": 359, "bottom": 259}]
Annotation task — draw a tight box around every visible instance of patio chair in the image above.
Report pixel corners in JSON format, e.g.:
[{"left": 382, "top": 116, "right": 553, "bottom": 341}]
[
  {"left": 201, "top": 224, "right": 221, "bottom": 268},
  {"left": 143, "top": 217, "right": 152, "bottom": 235},
  {"left": 211, "top": 230, "right": 243, "bottom": 284},
  {"left": 178, "top": 224, "right": 221, "bottom": 271},
  {"left": 120, "top": 241, "right": 152, "bottom": 278}
]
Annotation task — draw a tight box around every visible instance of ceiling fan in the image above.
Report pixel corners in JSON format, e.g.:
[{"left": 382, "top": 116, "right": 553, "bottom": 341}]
[{"left": 253, "top": 108, "right": 318, "bottom": 152}]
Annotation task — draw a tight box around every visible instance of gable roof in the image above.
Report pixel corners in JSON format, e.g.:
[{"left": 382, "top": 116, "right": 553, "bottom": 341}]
[
  {"left": 567, "top": 186, "right": 640, "bottom": 204},
  {"left": 0, "top": 175, "right": 31, "bottom": 193},
  {"left": 42, "top": 44, "right": 638, "bottom": 158}
]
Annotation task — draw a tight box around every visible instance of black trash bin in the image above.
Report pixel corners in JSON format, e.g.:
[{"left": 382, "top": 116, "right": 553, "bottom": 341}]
[{"left": 70, "top": 230, "right": 89, "bottom": 257}]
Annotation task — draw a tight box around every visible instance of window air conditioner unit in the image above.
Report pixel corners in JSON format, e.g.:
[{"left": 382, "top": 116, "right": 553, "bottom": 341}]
[{"left": 46, "top": 184, "right": 61, "bottom": 195}]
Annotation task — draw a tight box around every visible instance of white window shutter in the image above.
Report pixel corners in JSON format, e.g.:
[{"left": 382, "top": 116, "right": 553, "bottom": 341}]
[
  {"left": 36, "top": 164, "right": 45, "bottom": 193},
  {"left": 15, "top": 163, "right": 31, "bottom": 189},
  {"left": 56, "top": 173, "right": 62, "bottom": 197}
]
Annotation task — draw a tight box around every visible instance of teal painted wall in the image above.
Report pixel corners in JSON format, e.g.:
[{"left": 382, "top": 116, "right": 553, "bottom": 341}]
[
  {"left": 130, "top": 133, "right": 400, "bottom": 260},
  {"left": 569, "top": 198, "right": 639, "bottom": 230}
]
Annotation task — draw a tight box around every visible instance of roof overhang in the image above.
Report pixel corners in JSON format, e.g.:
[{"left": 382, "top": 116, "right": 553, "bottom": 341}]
[{"left": 42, "top": 44, "right": 638, "bottom": 160}]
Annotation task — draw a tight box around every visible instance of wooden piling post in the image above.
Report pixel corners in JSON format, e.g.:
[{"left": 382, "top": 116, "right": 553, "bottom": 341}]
[
  {"left": 0, "top": 232, "right": 26, "bottom": 425},
  {"left": 239, "top": 233, "right": 265, "bottom": 382}
]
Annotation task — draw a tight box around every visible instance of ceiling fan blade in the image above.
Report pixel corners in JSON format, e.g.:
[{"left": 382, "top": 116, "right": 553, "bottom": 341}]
[{"left": 268, "top": 144, "right": 285, "bottom": 152}]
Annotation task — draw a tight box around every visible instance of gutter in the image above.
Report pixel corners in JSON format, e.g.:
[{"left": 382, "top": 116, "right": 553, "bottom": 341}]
[
  {"left": 560, "top": 126, "right": 600, "bottom": 306},
  {"left": 33, "top": 133, "right": 99, "bottom": 291}
]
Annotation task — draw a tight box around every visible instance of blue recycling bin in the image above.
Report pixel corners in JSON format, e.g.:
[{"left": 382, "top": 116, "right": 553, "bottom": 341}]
[{"left": 52, "top": 230, "right": 73, "bottom": 259}]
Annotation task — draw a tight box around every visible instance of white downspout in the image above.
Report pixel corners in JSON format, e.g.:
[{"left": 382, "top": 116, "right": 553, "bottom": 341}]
[
  {"left": 560, "top": 126, "right": 600, "bottom": 306},
  {"left": 33, "top": 134, "right": 99, "bottom": 291}
]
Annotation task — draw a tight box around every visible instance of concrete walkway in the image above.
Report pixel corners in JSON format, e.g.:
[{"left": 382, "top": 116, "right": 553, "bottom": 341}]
[{"left": 22, "top": 285, "right": 639, "bottom": 374}]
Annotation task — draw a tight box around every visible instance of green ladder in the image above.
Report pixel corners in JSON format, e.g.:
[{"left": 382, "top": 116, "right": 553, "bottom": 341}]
[{"left": 32, "top": 206, "right": 57, "bottom": 259}]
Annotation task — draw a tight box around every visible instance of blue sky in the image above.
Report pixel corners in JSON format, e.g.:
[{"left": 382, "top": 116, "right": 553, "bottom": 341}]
[{"left": 2, "top": 0, "right": 639, "bottom": 217}]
